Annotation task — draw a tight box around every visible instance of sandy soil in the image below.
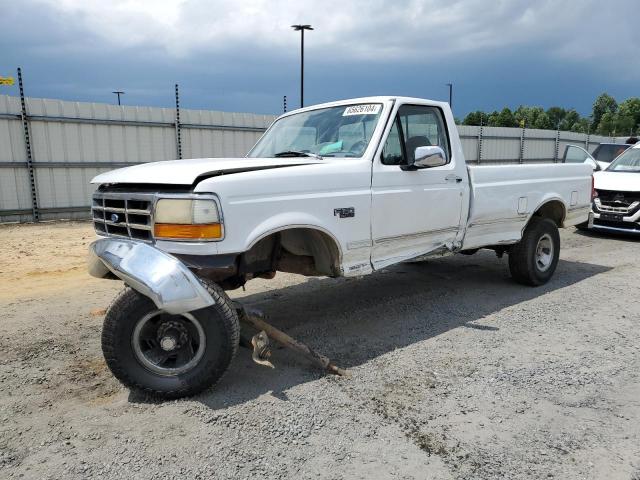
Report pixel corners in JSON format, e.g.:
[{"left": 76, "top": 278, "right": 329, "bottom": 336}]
[{"left": 0, "top": 221, "right": 639, "bottom": 479}]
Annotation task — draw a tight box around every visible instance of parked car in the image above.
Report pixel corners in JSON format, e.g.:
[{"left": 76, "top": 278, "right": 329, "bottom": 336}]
[
  {"left": 592, "top": 142, "right": 631, "bottom": 167},
  {"left": 563, "top": 144, "right": 604, "bottom": 170},
  {"left": 563, "top": 143, "right": 630, "bottom": 171},
  {"left": 589, "top": 144, "right": 640, "bottom": 234},
  {"left": 88, "top": 96, "right": 593, "bottom": 398}
]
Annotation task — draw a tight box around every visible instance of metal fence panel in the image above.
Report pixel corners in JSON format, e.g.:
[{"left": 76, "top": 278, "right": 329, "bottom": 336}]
[
  {"left": 522, "top": 128, "right": 557, "bottom": 163},
  {"left": 480, "top": 126, "right": 522, "bottom": 163},
  {"left": 0, "top": 94, "right": 277, "bottom": 222},
  {"left": 0, "top": 93, "right": 634, "bottom": 223},
  {"left": 457, "top": 125, "right": 480, "bottom": 163}
]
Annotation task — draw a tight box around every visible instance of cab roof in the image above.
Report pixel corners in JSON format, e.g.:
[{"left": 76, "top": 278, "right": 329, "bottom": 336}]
[{"left": 280, "top": 96, "right": 448, "bottom": 118}]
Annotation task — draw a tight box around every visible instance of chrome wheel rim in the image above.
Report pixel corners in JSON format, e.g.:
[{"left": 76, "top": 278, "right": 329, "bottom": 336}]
[
  {"left": 535, "top": 233, "right": 554, "bottom": 272},
  {"left": 132, "top": 310, "right": 206, "bottom": 376}
]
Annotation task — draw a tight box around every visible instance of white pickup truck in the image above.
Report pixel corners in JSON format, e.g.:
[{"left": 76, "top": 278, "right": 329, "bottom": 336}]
[{"left": 89, "top": 96, "right": 593, "bottom": 398}]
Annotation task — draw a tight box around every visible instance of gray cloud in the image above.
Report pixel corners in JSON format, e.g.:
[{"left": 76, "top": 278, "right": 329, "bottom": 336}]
[
  {"left": 18, "top": 0, "right": 636, "bottom": 69},
  {"left": 1, "top": 0, "right": 638, "bottom": 115}
]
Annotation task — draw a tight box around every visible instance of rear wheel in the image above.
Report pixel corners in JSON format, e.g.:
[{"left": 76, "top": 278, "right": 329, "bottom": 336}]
[
  {"left": 508, "top": 217, "right": 560, "bottom": 286},
  {"left": 102, "top": 281, "right": 239, "bottom": 399}
]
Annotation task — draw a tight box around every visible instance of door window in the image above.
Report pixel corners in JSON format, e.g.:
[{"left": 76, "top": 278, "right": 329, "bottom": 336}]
[
  {"left": 381, "top": 117, "right": 404, "bottom": 165},
  {"left": 381, "top": 105, "right": 450, "bottom": 166},
  {"left": 563, "top": 145, "right": 592, "bottom": 163}
]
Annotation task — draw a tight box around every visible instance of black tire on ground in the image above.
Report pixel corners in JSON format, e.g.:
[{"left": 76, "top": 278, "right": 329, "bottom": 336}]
[
  {"left": 101, "top": 280, "right": 239, "bottom": 399},
  {"left": 508, "top": 217, "right": 560, "bottom": 286}
]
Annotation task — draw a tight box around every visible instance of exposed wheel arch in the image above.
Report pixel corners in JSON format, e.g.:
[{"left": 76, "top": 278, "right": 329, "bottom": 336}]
[
  {"left": 242, "top": 226, "right": 342, "bottom": 278},
  {"left": 246, "top": 223, "right": 342, "bottom": 253},
  {"left": 530, "top": 199, "right": 566, "bottom": 228}
]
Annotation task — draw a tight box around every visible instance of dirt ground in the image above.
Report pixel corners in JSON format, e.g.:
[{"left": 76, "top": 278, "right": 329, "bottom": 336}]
[{"left": 0, "top": 221, "right": 639, "bottom": 479}]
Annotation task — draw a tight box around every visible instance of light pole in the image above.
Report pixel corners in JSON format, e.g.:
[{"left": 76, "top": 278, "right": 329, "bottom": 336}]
[
  {"left": 291, "top": 24, "right": 313, "bottom": 108},
  {"left": 446, "top": 83, "right": 453, "bottom": 110},
  {"left": 112, "top": 91, "right": 124, "bottom": 105}
]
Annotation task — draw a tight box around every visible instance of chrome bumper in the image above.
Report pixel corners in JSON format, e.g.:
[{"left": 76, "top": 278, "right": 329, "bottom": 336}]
[
  {"left": 588, "top": 212, "right": 640, "bottom": 235},
  {"left": 590, "top": 224, "right": 640, "bottom": 234},
  {"left": 89, "top": 238, "right": 215, "bottom": 314}
]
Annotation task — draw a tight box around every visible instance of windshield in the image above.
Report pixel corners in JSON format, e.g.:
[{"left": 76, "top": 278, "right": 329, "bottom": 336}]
[
  {"left": 248, "top": 103, "right": 383, "bottom": 158},
  {"left": 606, "top": 147, "right": 640, "bottom": 172}
]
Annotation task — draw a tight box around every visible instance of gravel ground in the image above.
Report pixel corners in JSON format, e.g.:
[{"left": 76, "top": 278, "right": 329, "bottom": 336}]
[{"left": 0, "top": 221, "right": 639, "bottom": 479}]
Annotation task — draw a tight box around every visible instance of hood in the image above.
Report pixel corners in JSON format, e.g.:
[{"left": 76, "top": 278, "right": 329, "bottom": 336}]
[
  {"left": 594, "top": 170, "right": 640, "bottom": 192},
  {"left": 91, "top": 157, "right": 324, "bottom": 185}
]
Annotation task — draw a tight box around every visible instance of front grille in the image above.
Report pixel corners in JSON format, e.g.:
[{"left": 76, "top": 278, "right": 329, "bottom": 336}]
[
  {"left": 92, "top": 192, "right": 154, "bottom": 242},
  {"left": 595, "top": 189, "right": 640, "bottom": 215}
]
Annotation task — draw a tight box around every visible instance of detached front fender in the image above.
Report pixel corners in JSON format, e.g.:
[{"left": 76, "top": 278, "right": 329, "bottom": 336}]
[{"left": 89, "top": 238, "right": 214, "bottom": 315}]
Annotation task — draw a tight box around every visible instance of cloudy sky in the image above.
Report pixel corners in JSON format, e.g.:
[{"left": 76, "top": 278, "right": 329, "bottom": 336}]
[{"left": 1, "top": 0, "right": 638, "bottom": 117}]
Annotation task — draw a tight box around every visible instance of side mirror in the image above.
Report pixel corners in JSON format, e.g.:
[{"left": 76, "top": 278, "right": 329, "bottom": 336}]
[{"left": 413, "top": 145, "right": 447, "bottom": 168}]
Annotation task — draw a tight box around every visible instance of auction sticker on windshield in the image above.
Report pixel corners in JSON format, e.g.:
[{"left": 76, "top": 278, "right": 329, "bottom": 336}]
[{"left": 343, "top": 104, "right": 381, "bottom": 116}]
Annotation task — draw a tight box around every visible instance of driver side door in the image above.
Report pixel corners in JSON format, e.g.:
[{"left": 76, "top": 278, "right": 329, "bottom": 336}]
[{"left": 370, "top": 104, "right": 465, "bottom": 269}]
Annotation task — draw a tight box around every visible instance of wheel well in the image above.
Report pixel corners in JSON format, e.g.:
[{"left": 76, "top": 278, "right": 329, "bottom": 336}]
[
  {"left": 532, "top": 200, "right": 565, "bottom": 227},
  {"left": 240, "top": 228, "right": 341, "bottom": 279}
]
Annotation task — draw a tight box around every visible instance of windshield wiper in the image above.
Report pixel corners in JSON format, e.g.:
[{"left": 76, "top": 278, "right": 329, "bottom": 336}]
[{"left": 274, "top": 150, "right": 323, "bottom": 160}]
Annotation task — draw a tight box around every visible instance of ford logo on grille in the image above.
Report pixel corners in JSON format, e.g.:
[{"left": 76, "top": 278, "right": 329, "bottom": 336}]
[{"left": 110, "top": 213, "right": 120, "bottom": 223}]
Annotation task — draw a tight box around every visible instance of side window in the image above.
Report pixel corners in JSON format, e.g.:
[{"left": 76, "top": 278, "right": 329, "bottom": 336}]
[
  {"left": 381, "top": 117, "right": 404, "bottom": 165},
  {"left": 400, "top": 105, "right": 450, "bottom": 164},
  {"left": 563, "top": 145, "right": 591, "bottom": 163}
]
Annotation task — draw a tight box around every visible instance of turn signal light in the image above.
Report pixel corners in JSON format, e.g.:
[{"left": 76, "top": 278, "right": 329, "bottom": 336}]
[{"left": 154, "top": 223, "right": 223, "bottom": 240}]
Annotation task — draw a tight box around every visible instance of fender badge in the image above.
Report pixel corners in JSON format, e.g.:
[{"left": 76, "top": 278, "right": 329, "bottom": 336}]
[{"left": 334, "top": 207, "right": 355, "bottom": 218}]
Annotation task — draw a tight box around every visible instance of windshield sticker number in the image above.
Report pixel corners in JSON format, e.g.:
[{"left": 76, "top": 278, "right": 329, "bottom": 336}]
[{"left": 343, "top": 104, "right": 381, "bottom": 116}]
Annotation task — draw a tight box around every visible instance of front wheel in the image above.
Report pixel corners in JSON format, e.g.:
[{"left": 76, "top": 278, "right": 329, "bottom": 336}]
[
  {"left": 101, "top": 281, "right": 239, "bottom": 399},
  {"left": 508, "top": 217, "right": 560, "bottom": 286}
]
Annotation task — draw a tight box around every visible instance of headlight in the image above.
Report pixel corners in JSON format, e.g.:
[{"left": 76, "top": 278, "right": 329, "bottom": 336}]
[{"left": 154, "top": 198, "right": 223, "bottom": 240}]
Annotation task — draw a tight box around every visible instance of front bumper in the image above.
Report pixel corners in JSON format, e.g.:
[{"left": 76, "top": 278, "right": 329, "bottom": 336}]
[
  {"left": 588, "top": 212, "right": 640, "bottom": 235},
  {"left": 89, "top": 238, "right": 215, "bottom": 314}
]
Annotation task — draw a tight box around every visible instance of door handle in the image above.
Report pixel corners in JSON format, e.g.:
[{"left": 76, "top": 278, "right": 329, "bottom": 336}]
[{"left": 445, "top": 175, "right": 463, "bottom": 183}]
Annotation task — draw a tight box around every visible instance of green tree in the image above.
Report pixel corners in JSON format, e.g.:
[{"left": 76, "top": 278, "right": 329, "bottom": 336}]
[
  {"left": 546, "top": 107, "right": 567, "bottom": 129},
  {"left": 514, "top": 106, "right": 549, "bottom": 129},
  {"left": 458, "top": 94, "right": 640, "bottom": 133},
  {"left": 462, "top": 111, "right": 485, "bottom": 126},
  {"left": 532, "top": 111, "right": 553, "bottom": 129},
  {"left": 559, "top": 109, "right": 581, "bottom": 131},
  {"left": 496, "top": 107, "right": 517, "bottom": 127},
  {"left": 486, "top": 110, "right": 499, "bottom": 126},
  {"left": 591, "top": 93, "right": 617, "bottom": 130},
  {"left": 570, "top": 118, "right": 590, "bottom": 133},
  {"left": 597, "top": 112, "right": 635, "bottom": 136},
  {"left": 486, "top": 108, "right": 517, "bottom": 127},
  {"left": 618, "top": 98, "right": 640, "bottom": 133}
]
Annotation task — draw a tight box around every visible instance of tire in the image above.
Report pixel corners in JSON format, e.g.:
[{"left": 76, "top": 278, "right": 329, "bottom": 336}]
[
  {"left": 508, "top": 217, "right": 560, "bottom": 286},
  {"left": 101, "top": 280, "right": 239, "bottom": 399}
]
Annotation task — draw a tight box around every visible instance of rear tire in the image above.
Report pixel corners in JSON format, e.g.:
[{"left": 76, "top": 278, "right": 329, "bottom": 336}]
[
  {"left": 508, "top": 217, "right": 560, "bottom": 286},
  {"left": 102, "top": 281, "right": 239, "bottom": 399}
]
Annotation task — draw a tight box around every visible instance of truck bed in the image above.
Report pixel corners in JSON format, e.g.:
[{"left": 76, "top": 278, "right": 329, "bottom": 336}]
[{"left": 461, "top": 163, "right": 593, "bottom": 250}]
